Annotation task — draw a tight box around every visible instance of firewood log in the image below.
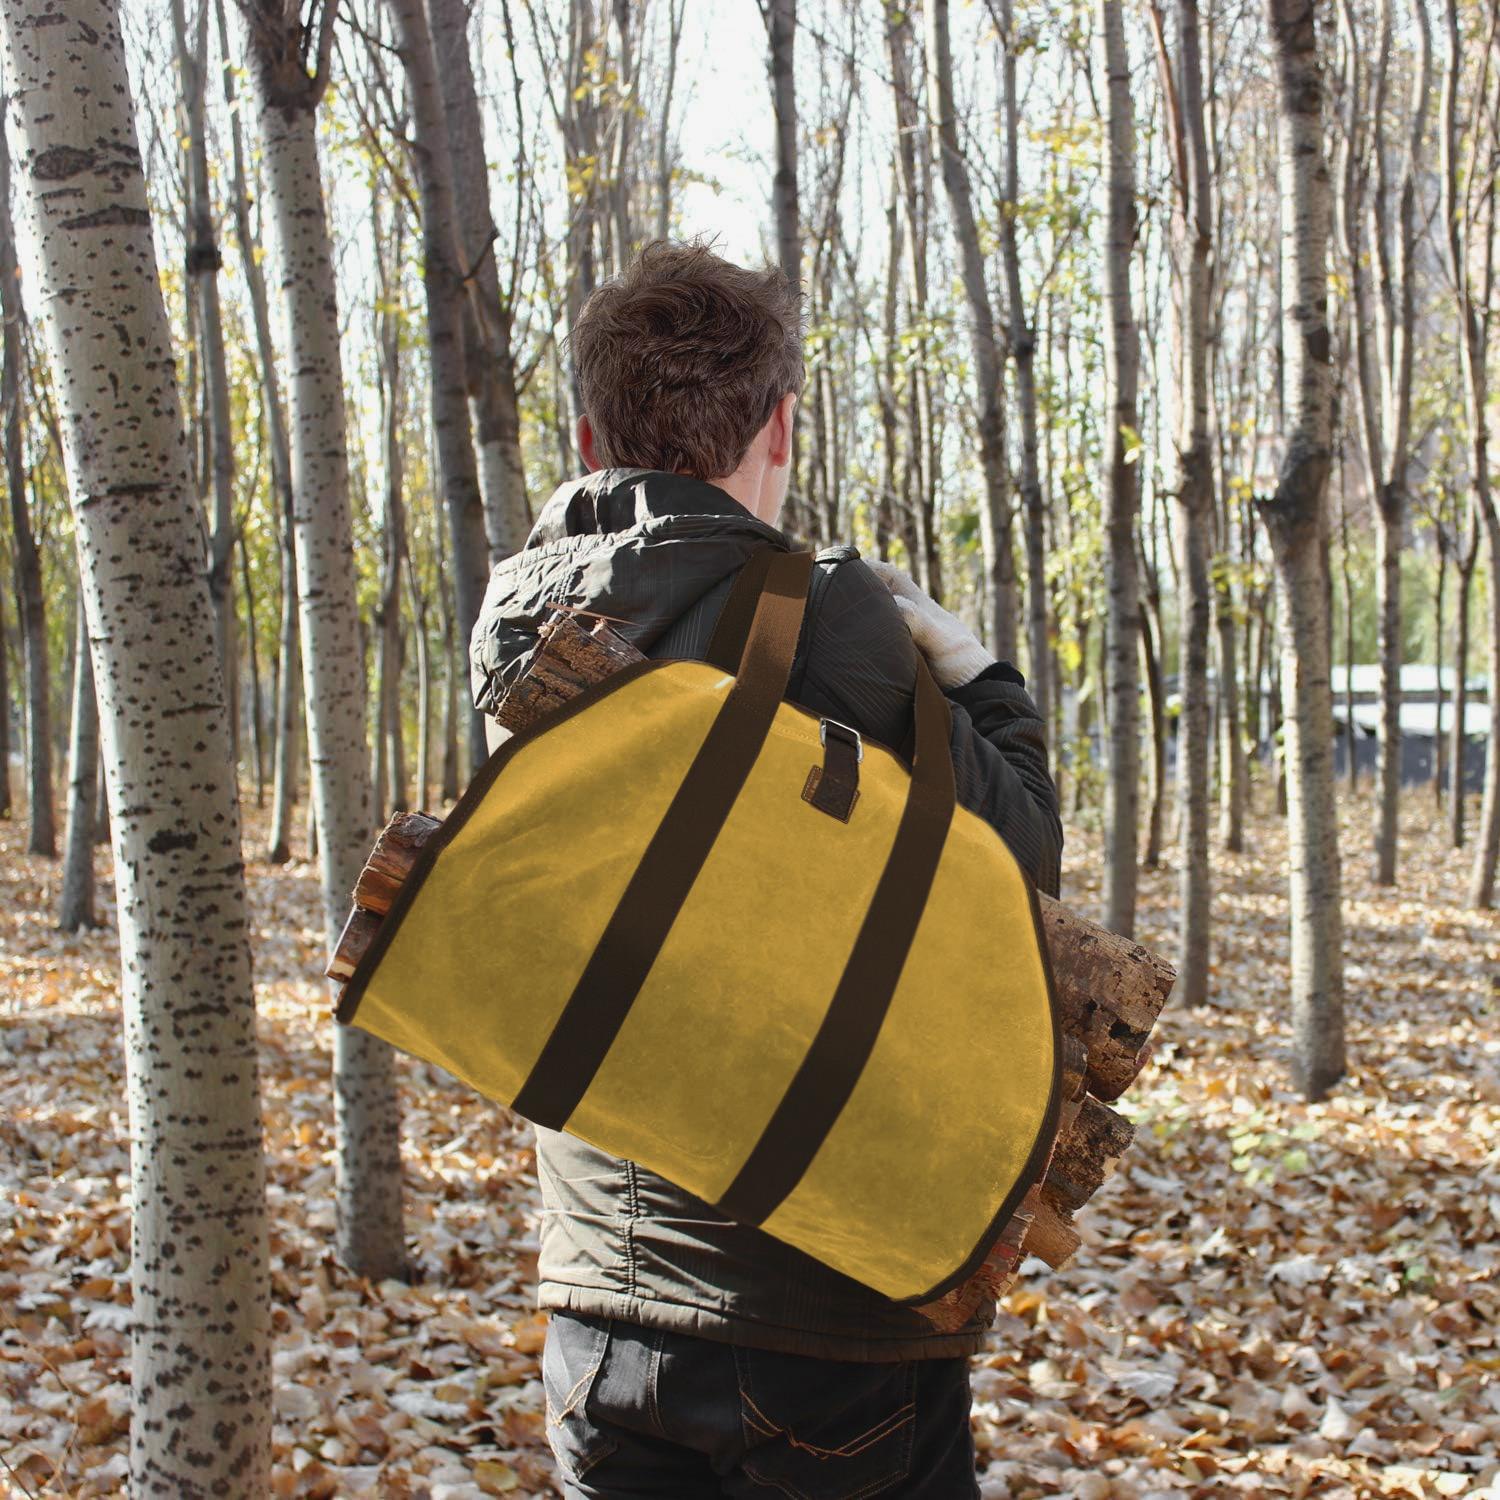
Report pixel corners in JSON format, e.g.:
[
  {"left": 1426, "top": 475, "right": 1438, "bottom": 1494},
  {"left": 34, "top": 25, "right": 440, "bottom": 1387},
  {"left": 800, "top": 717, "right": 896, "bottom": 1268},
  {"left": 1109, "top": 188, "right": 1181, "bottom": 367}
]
[
  {"left": 1037, "top": 902, "right": 1175, "bottom": 1102},
  {"left": 491, "top": 609, "right": 647, "bottom": 734},
  {"left": 353, "top": 810, "right": 443, "bottom": 914},
  {"left": 1041, "top": 1096, "right": 1137, "bottom": 1215}
]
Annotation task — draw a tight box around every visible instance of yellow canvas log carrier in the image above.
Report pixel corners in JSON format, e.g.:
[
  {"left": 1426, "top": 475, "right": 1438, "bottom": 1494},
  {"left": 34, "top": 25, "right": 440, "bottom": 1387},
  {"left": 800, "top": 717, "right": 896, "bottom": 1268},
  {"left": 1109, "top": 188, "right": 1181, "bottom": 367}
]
[{"left": 335, "top": 547, "right": 1061, "bottom": 1305}]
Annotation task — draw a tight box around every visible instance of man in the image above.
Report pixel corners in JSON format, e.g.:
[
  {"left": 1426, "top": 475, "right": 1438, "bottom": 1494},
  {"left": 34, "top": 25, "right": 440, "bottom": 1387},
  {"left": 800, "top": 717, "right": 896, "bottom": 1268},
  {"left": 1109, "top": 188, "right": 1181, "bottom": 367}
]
[{"left": 469, "top": 239, "right": 1061, "bottom": 1498}]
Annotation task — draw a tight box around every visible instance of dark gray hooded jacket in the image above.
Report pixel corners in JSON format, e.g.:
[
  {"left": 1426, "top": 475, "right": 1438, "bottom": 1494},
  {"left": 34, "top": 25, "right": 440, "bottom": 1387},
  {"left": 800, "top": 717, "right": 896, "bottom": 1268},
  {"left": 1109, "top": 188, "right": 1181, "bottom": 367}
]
[{"left": 469, "top": 467, "right": 1062, "bottom": 1362}]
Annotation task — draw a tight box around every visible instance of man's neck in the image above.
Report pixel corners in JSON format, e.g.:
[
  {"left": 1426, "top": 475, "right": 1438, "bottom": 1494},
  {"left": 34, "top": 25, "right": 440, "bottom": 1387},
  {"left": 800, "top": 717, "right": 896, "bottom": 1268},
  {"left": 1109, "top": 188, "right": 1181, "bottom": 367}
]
[{"left": 702, "top": 458, "right": 775, "bottom": 525}]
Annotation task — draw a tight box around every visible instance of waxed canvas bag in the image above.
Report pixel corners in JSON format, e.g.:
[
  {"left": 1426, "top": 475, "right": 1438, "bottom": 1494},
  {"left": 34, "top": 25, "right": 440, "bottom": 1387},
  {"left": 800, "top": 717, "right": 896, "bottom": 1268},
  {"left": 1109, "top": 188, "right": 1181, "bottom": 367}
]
[{"left": 335, "top": 545, "right": 1061, "bottom": 1304}]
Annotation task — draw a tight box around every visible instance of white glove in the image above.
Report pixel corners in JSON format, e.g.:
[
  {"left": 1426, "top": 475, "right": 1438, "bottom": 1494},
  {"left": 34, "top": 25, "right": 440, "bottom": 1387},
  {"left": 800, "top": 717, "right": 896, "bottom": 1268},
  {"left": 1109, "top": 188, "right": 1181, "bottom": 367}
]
[{"left": 864, "top": 558, "right": 996, "bottom": 689}]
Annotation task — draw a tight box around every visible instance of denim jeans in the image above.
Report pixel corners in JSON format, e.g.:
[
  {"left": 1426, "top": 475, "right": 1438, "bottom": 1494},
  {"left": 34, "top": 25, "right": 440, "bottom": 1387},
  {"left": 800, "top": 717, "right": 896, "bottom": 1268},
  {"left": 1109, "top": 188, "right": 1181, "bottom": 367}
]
[{"left": 541, "top": 1311, "right": 981, "bottom": 1498}]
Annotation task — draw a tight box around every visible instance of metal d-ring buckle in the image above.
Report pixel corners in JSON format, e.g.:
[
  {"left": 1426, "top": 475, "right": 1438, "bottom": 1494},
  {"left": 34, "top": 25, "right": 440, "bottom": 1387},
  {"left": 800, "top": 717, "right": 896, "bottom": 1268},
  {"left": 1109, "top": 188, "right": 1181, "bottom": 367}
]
[{"left": 819, "top": 718, "right": 863, "bottom": 762}]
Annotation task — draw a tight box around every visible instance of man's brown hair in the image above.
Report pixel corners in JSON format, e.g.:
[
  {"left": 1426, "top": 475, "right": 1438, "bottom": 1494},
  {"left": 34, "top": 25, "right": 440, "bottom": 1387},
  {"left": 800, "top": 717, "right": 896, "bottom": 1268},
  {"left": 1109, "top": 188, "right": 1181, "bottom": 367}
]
[{"left": 569, "top": 238, "right": 805, "bottom": 481}]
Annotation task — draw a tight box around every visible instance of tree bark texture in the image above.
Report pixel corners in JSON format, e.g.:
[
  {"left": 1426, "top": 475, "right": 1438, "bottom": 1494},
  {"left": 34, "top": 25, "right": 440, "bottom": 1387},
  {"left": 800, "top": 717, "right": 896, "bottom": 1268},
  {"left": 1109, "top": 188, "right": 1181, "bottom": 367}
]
[
  {"left": 240, "top": 5, "right": 406, "bottom": 1278},
  {"left": 1214, "top": 571, "right": 1246, "bottom": 851},
  {"left": 0, "top": 546, "right": 11, "bottom": 819},
  {"left": 386, "top": 0, "right": 490, "bottom": 785},
  {"left": 1441, "top": 0, "right": 1500, "bottom": 904},
  {"left": 173, "top": 0, "right": 239, "bottom": 765},
  {"left": 2, "top": 4, "right": 271, "bottom": 1490},
  {"left": 1163, "top": 0, "right": 1215, "bottom": 995},
  {"left": 372, "top": 203, "right": 407, "bottom": 821},
  {"left": 1452, "top": 510, "right": 1478, "bottom": 846},
  {"left": 1261, "top": 0, "right": 1347, "bottom": 1100},
  {"left": 1374, "top": 0, "right": 1430, "bottom": 884},
  {"left": 218, "top": 0, "right": 300, "bottom": 860},
  {"left": 0, "top": 124, "right": 54, "bottom": 857},
  {"left": 428, "top": 0, "right": 531, "bottom": 564},
  {"left": 928, "top": 0, "right": 1016, "bottom": 659},
  {"left": 884, "top": 8, "right": 942, "bottom": 600},
  {"left": 240, "top": 532, "right": 265, "bottom": 805},
  {"left": 1099, "top": 0, "right": 1142, "bottom": 937},
  {"left": 998, "top": 0, "right": 1050, "bottom": 721},
  {"left": 59, "top": 591, "right": 98, "bottom": 932},
  {"left": 768, "top": 0, "right": 801, "bottom": 296}
]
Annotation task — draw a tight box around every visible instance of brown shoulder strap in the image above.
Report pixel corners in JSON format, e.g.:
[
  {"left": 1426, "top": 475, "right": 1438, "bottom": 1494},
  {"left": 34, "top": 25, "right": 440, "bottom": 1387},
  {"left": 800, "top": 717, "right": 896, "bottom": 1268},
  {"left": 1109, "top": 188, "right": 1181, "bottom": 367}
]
[{"left": 705, "top": 544, "right": 784, "bottom": 673}]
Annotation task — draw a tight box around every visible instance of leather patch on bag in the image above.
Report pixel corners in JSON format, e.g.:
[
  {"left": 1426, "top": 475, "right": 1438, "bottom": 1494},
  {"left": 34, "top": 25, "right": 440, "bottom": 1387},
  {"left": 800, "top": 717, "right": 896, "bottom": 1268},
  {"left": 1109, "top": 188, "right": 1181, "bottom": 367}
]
[{"left": 802, "top": 764, "right": 860, "bottom": 822}]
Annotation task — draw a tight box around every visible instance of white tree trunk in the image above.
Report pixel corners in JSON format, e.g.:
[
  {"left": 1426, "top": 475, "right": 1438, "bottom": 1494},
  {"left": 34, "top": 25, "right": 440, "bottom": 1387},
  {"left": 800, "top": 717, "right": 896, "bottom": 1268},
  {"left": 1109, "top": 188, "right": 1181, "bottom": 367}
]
[
  {"left": 1440, "top": 0, "right": 1500, "bottom": 905},
  {"left": 1000, "top": 0, "right": 1050, "bottom": 721},
  {"left": 1099, "top": 0, "right": 1142, "bottom": 936},
  {"left": 1, "top": 3, "right": 271, "bottom": 1490},
  {"left": 429, "top": 0, "right": 531, "bottom": 563},
  {"left": 173, "top": 0, "right": 238, "bottom": 761},
  {"left": 1173, "top": 0, "right": 1215, "bottom": 1002},
  {"left": 59, "top": 591, "right": 99, "bottom": 932},
  {"left": 0, "top": 128, "right": 53, "bottom": 857},
  {"left": 1261, "top": 0, "right": 1347, "bottom": 1100},
  {"left": 387, "top": 0, "right": 491, "bottom": 783},
  {"left": 928, "top": 0, "right": 1016, "bottom": 656},
  {"left": 240, "top": 13, "right": 406, "bottom": 1278}
]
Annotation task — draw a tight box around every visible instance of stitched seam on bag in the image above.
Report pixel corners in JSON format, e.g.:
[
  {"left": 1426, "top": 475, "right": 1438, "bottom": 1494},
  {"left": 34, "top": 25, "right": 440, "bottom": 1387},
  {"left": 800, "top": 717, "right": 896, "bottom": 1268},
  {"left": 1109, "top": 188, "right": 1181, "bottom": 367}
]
[{"left": 738, "top": 1392, "right": 916, "bottom": 1460}]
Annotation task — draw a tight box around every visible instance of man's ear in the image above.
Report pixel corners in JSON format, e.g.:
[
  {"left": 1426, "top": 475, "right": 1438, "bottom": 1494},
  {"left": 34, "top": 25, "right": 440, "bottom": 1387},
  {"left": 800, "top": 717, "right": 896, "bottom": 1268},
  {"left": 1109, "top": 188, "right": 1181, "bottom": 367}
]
[
  {"left": 576, "top": 414, "right": 600, "bottom": 471},
  {"left": 768, "top": 391, "right": 798, "bottom": 467}
]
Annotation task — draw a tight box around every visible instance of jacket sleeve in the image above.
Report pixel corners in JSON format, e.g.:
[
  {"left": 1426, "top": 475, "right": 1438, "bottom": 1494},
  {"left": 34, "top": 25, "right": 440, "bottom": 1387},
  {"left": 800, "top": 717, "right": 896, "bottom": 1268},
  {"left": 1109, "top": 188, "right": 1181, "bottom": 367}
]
[{"left": 789, "top": 553, "right": 1063, "bottom": 897}]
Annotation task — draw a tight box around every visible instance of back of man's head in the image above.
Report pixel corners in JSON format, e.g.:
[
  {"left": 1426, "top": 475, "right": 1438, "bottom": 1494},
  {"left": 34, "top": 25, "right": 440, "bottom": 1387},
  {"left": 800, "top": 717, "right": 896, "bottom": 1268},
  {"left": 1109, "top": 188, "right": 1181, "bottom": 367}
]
[{"left": 570, "top": 239, "right": 805, "bottom": 482}]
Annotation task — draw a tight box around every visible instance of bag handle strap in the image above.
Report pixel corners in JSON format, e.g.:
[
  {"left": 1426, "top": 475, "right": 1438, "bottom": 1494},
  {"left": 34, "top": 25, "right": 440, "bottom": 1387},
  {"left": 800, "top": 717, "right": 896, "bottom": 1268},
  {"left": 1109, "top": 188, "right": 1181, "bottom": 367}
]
[
  {"left": 705, "top": 544, "right": 789, "bottom": 674},
  {"left": 723, "top": 547, "right": 815, "bottom": 710},
  {"left": 709, "top": 544, "right": 955, "bottom": 808}
]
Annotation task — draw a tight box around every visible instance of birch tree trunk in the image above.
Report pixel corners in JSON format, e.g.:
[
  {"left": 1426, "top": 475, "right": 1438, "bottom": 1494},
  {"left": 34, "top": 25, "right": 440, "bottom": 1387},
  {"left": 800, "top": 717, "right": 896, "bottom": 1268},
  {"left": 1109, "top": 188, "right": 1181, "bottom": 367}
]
[
  {"left": 407, "top": 568, "right": 431, "bottom": 810},
  {"left": 218, "top": 0, "right": 301, "bottom": 861},
  {"left": 884, "top": 8, "right": 942, "bottom": 599},
  {"left": 239, "top": 0, "right": 406, "bottom": 1277},
  {"left": 372, "top": 202, "right": 407, "bottom": 821},
  {"left": 173, "top": 0, "right": 238, "bottom": 760},
  {"left": 928, "top": 0, "right": 1016, "bottom": 657},
  {"left": 1452, "top": 507, "right": 1478, "bottom": 846},
  {"left": 1377, "top": 0, "right": 1430, "bottom": 884},
  {"left": 998, "top": 0, "right": 1050, "bottom": 719},
  {"left": 765, "top": 0, "right": 803, "bottom": 534},
  {"left": 0, "top": 126, "right": 54, "bottom": 857},
  {"left": 768, "top": 0, "right": 801, "bottom": 296},
  {"left": 1, "top": 4, "right": 271, "bottom": 1490},
  {"left": 1175, "top": 0, "right": 1215, "bottom": 1001},
  {"left": 1434, "top": 528, "right": 1448, "bottom": 806},
  {"left": 1441, "top": 0, "right": 1500, "bottom": 903},
  {"left": 1260, "top": 0, "right": 1346, "bottom": 1100},
  {"left": 429, "top": 0, "right": 530, "bottom": 564},
  {"left": 562, "top": 0, "right": 602, "bottom": 434},
  {"left": 387, "top": 0, "right": 490, "bottom": 785},
  {"left": 240, "top": 532, "right": 265, "bottom": 805},
  {"left": 0, "top": 558, "right": 10, "bottom": 819},
  {"left": 59, "top": 591, "right": 98, "bottom": 932},
  {"left": 1099, "top": 0, "right": 1142, "bottom": 936}
]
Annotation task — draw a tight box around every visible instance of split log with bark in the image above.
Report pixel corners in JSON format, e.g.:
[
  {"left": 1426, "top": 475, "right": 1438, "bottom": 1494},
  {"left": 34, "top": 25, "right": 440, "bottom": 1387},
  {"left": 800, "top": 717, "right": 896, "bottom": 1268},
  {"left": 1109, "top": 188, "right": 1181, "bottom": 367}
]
[{"left": 327, "top": 608, "right": 1175, "bottom": 1330}]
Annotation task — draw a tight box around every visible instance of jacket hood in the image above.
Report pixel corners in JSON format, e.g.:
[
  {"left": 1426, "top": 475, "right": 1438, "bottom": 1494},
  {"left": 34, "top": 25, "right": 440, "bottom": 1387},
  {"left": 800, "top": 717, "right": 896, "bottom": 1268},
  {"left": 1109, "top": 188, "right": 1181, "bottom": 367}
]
[{"left": 469, "top": 467, "right": 788, "bottom": 716}]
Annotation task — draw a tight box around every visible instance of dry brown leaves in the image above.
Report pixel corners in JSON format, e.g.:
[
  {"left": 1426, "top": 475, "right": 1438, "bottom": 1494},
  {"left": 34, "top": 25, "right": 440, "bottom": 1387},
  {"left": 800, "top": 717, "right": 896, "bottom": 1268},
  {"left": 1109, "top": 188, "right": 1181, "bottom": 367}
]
[{"left": 0, "top": 784, "right": 1496, "bottom": 1499}]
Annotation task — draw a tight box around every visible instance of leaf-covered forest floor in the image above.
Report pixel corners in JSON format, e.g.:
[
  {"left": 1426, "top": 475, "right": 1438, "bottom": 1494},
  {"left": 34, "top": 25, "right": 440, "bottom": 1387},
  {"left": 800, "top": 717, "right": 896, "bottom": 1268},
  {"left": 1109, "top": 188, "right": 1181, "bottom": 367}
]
[{"left": 1, "top": 781, "right": 1497, "bottom": 1499}]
